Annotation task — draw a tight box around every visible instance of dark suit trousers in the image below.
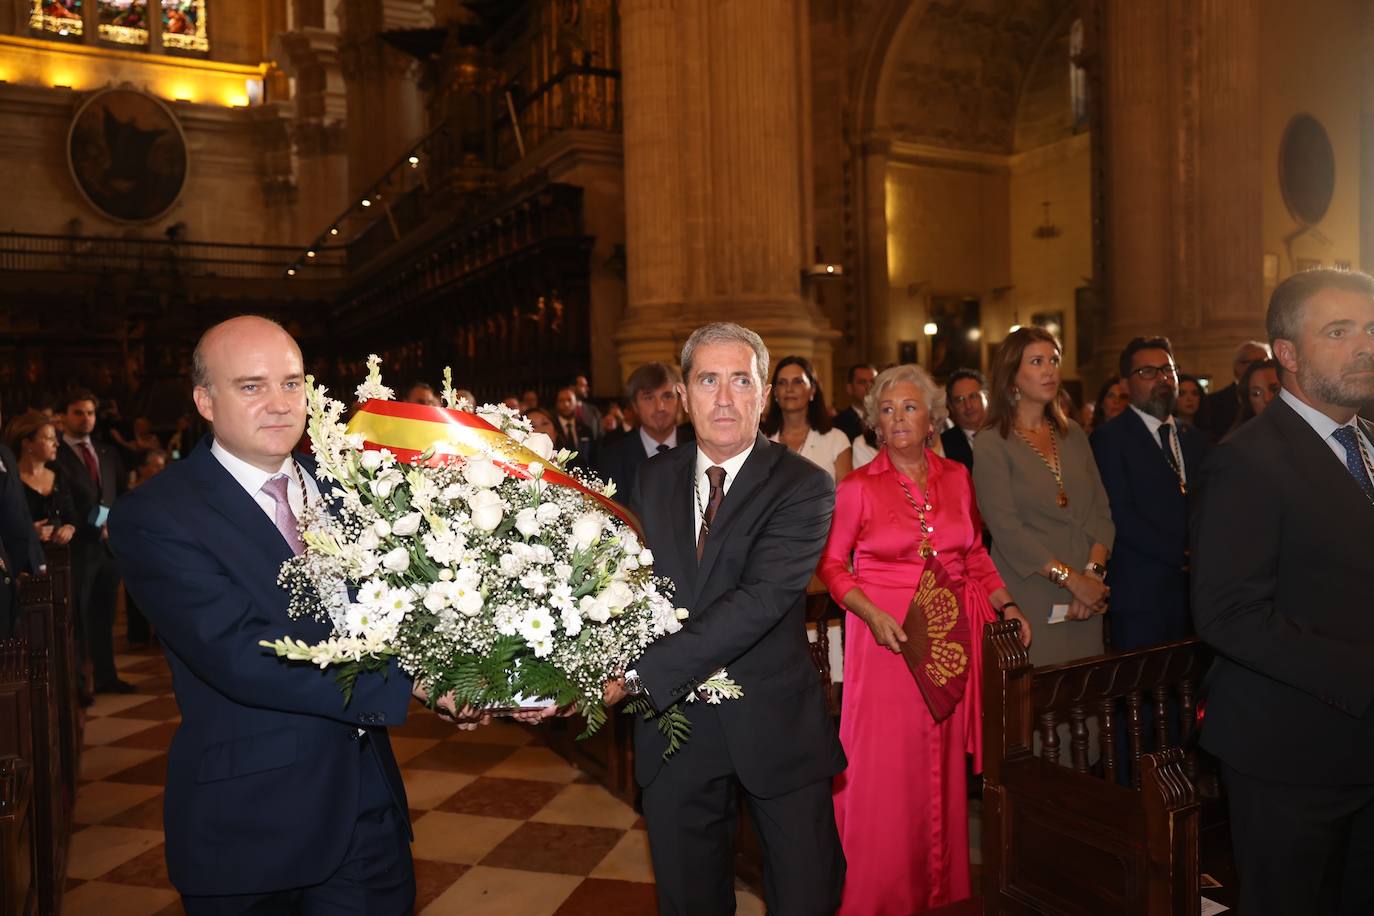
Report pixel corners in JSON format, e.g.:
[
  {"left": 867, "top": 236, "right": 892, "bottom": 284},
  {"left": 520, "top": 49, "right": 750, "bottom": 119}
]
[
  {"left": 642, "top": 704, "right": 844, "bottom": 916},
  {"left": 181, "top": 738, "right": 414, "bottom": 915},
  {"left": 74, "top": 541, "right": 120, "bottom": 687},
  {"left": 1222, "top": 762, "right": 1374, "bottom": 916}
]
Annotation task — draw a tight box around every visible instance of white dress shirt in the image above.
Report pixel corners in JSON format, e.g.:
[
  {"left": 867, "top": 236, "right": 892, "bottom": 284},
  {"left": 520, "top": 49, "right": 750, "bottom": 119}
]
[
  {"left": 765, "top": 427, "right": 850, "bottom": 480},
  {"left": 693, "top": 444, "right": 754, "bottom": 541},
  {"left": 1279, "top": 388, "right": 1374, "bottom": 465},
  {"left": 639, "top": 427, "right": 678, "bottom": 458},
  {"left": 1129, "top": 404, "right": 1187, "bottom": 482},
  {"left": 210, "top": 440, "right": 319, "bottom": 521}
]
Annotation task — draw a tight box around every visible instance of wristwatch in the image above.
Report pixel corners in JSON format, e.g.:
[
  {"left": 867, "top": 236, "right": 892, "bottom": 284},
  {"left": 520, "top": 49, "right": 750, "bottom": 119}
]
[
  {"left": 1084, "top": 562, "right": 1107, "bottom": 579},
  {"left": 623, "top": 668, "right": 646, "bottom": 697}
]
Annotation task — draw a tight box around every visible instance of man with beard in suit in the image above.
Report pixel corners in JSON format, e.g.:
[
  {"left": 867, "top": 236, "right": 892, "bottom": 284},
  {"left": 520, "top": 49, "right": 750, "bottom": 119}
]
[
  {"left": 605, "top": 322, "right": 845, "bottom": 916},
  {"left": 1193, "top": 269, "right": 1374, "bottom": 915}
]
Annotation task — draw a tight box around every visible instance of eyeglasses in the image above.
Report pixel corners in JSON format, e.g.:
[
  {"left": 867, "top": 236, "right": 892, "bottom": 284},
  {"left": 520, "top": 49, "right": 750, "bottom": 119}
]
[
  {"left": 949, "top": 393, "right": 985, "bottom": 406},
  {"left": 1130, "top": 364, "right": 1178, "bottom": 380}
]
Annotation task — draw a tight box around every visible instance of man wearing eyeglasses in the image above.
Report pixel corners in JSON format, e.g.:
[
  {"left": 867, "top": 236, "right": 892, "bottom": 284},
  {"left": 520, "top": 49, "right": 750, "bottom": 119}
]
[{"left": 1090, "top": 336, "right": 1208, "bottom": 652}]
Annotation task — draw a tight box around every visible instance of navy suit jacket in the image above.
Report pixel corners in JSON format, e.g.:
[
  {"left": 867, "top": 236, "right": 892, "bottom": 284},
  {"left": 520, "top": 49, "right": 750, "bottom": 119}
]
[
  {"left": 627, "top": 433, "right": 845, "bottom": 795},
  {"left": 940, "top": 426, "right": 975, "bottom": 470},
  {"left": 1091, "top": 409, "right": 1208, "bottom": 650},
  {"left": 596, "top": 424, "right": 694, "bottom": 506},
  {"left": 108, "top": 438, "right": 413, "bottom": 896}
]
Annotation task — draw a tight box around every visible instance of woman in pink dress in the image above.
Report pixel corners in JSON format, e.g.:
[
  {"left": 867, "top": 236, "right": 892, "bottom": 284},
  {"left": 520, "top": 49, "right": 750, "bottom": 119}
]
[{"left": 818, "top": 364, "right": 1032, "bottom": 914}]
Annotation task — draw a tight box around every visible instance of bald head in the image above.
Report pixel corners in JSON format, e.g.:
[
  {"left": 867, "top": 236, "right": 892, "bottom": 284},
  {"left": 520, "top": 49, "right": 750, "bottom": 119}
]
[
  {"left": 193, "top": 316, "right": 299, "bottom": 391},
  {"left": 192, "top": 315, "right": 306, "bottom": 473}
]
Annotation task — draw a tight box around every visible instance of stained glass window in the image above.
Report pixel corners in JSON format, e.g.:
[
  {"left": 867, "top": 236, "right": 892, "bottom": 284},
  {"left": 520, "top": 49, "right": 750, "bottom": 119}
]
[
  {"left": 98, "top": 0, "right": 148, "bottom": 45},
  {"left": 160, "top": 0, "right": 207, "bottom": 53},
  {"left": 30, "top": 0, "right": 84, "bottom": 37}
]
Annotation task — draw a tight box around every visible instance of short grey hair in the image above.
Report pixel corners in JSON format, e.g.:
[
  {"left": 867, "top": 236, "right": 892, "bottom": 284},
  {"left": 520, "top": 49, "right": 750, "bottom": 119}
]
[
  {"left": 1266, "top": 268, "right": 1374, "bottom": 350},
  {"left": 680, "top": 322, "right": 770, "bottom": 386},
  {"left": 864, "top": 364, "right": 948, "bottom": 432}
]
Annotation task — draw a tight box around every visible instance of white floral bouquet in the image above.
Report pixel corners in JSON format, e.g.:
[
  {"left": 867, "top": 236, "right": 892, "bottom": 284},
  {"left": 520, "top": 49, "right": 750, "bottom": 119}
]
[{"left": 260, "top": 356, "right": 738, "bottom": 751}]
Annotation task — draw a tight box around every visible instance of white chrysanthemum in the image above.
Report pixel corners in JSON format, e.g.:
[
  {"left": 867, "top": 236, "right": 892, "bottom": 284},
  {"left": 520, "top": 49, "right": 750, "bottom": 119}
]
[
  {"left": 357, "top": 578, "right": 387, "bottom": 607},
  {"left": 519, "top": 607, "right": 557, "bottom": 644},
  {"left": 519, "top": 568, "right": 549, "bottom": 596}
]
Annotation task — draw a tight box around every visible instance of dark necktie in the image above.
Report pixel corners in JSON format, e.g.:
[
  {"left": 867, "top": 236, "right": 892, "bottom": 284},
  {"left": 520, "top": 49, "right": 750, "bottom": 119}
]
[
  {"left": 261, "top": 475, "right": 306, "bottom": 555},
  {"left": 656, "top": 443, "right": 671, "bottom": 454},
  {"left": 77, "top": 441, "right": 100, "bottom": 487},
  {"left": 1331, "top": 426, "right": 1374, "bottom": 503},
  {"left": 1158, "top": 424, "right": 1181, "bottom": 476},
  {"left": 696, "top": 466, "right": 727, "bottom": 561}
]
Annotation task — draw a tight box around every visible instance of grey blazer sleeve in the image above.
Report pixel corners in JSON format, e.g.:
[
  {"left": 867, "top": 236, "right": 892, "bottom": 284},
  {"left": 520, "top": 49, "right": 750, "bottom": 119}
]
[{"left": 972, "top": 431, "right": 1055, "bottom": 578}]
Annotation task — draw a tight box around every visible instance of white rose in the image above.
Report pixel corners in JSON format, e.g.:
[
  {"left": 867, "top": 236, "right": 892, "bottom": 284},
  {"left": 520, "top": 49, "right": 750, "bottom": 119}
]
[
  {"left": 521, "top": 432, "right": 554, "bottom": 461},
  {"left": 571, "top": 512, "right": 606, "bottom": 550},
  {"left": 392, "top": 512, "right": 422, "bottom": 537},
  {"left": 360, "top": 450, "right": 383, "bottom": 471},
  {"left": 423, "top": 590, "right": 449, "bottom": 612},
  {"left": 381, "top": 546, "right": 410, "bottom": 573},
  {"left": 355, "top": 551, "right": 380, "bottom": 578},
  {"left": 603, "top": 580, "right": 635, "bottom": 613},
  {"left": 469, "top": 489, "right": 505, "bottom": 532},
  {"left": 514, "top": 507, "right": 540, "bottom": 539},
  {"left": 373, "top": 476, "right": 396, "bottom": 499},
  {"left": 464, "top": 458, "right": 507, "bottom": 489},
  {"left": 357, "top": 527, "right": 380, "bottom": 551},
  {"left": 455, "top": 587, "right": 484, "bottom": 616},
  {"left": 560, "top": 605, "right": 583, "bottom": 637},
  {"left": 639, "top": 548, "right": 655, "bottom": 566},
  {"left": 535, "top": 502, "right": 560, "bottom": 525},
  {"left": 620, "top": 531, "right": 641, "bottom": 552},
  {"left": 372, "top": 519, "right": 392, "bottom": 539},
  {"left": 580, "top": 593, "right": 612, "bottom": 624}
]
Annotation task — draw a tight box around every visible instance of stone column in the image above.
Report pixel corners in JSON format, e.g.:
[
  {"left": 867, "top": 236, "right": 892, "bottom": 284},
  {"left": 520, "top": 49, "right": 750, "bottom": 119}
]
[
  {"left": 275, "top": 26, "right": 350, "bottom": 242},
  {"left": 1097, "top": 0, "right": 1262, "bottom": 383},
  {"left": 615, "top": 0, "right": 836, "bottom": 383},
  {"left": 337, "top": 0, "right": 429, "bottom": 200}
]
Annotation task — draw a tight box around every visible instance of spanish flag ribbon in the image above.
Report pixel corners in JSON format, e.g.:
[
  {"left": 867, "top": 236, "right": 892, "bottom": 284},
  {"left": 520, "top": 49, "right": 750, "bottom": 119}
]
[{"left": 345, "top": 399, "right": 642, "bottom": 535}]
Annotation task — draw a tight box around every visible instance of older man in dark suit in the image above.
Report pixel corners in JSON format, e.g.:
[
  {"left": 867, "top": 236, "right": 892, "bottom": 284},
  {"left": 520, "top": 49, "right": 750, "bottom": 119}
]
[
  {"left": 56, "top": 389, "right": 130, "bottom": 693},
  {"left": 596, "top": 361, "right": 693, "bottom": 505},
  {"left": 605, "top": 322, "right": 845, "bottom": 916},
  {"left": 1194, "top": 339, "right": 1270, "bottom": 440},
  {"left": 1193, "top": 269, "right": 1374, "bottom": 915}
]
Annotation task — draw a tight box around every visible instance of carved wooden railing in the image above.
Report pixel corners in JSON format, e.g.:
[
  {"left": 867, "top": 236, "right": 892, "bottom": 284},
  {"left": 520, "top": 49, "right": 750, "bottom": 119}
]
[
  {"left": 982, "top": 620, "right": 1203, "bottom": 915},
  {"left": 0, "top": 637, "right": 36, "bottom": 916},
  {"left": 14, "top": 563, "right": 80, "bottom": 916}
]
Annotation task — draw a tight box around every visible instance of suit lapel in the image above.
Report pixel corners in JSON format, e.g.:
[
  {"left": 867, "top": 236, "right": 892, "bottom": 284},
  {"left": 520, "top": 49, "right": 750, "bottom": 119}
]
[
  {"left": 1122, "top": 409, "right": 1179, "bottom": 486},
  {"left": 1268, "top": 398, "right": 1374, "bottom": 519},
  {"left": 694, "top": 434, "right": 777, "bottom": 597},
  {"left": 189, "top": 442, "right": 297, "bottom": 568},
  {"left": 669, "top": 448, "right": 698, "bottom": 600}
]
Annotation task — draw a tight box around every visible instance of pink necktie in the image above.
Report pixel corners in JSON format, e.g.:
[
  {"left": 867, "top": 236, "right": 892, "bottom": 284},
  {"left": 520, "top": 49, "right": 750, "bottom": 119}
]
[{"left": 261, "top": 475, "right": 305, "bottom": 556}]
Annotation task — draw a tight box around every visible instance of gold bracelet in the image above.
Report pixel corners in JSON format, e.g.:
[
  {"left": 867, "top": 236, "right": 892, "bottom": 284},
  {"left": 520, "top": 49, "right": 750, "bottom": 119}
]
[{"left": 1048, "top": 562, "right": 1071, "bottom": 587}]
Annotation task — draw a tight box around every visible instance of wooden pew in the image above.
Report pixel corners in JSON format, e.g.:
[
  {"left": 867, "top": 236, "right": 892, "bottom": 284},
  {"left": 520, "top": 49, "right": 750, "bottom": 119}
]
[
  {"left": 0, "top": 638, "right": 37, "bottom": 916},
  {"left": 41, "top": 546, "right": 81, "bottom": 802},
  {"left": 14, "top": 575, "right": 73, "bottom": 916},
  {"left": 981, "top": 619, "right": 1205, "bottom": 915}
]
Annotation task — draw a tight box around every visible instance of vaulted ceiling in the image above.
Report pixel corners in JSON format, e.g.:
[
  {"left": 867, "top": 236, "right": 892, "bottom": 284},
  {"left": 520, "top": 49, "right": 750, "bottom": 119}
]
[{"left": 873, "top": 0, "right": 1078, "bottom": 154}]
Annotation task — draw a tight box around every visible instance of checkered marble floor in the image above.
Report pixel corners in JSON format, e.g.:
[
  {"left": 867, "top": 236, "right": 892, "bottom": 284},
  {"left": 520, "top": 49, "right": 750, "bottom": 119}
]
[{"left": 67, "top": 640, "right": 767, "bottom": 915}]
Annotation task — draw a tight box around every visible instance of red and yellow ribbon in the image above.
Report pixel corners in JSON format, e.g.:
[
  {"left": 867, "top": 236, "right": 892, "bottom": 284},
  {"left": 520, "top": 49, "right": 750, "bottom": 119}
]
[{"left": 345, "top": 399, "right": 641, "bottom": 535}]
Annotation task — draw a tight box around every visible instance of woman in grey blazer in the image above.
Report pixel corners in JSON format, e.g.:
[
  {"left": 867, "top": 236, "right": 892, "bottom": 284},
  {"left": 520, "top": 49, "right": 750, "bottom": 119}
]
[{"left": 973, "top": 327, "right": 1114, "bottom": 666}]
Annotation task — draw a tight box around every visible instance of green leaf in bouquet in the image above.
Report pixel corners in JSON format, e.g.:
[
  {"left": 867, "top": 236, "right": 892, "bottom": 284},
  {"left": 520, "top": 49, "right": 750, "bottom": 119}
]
[{"left": 623, "top": 697, "right": 693, "bottom": 759}]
